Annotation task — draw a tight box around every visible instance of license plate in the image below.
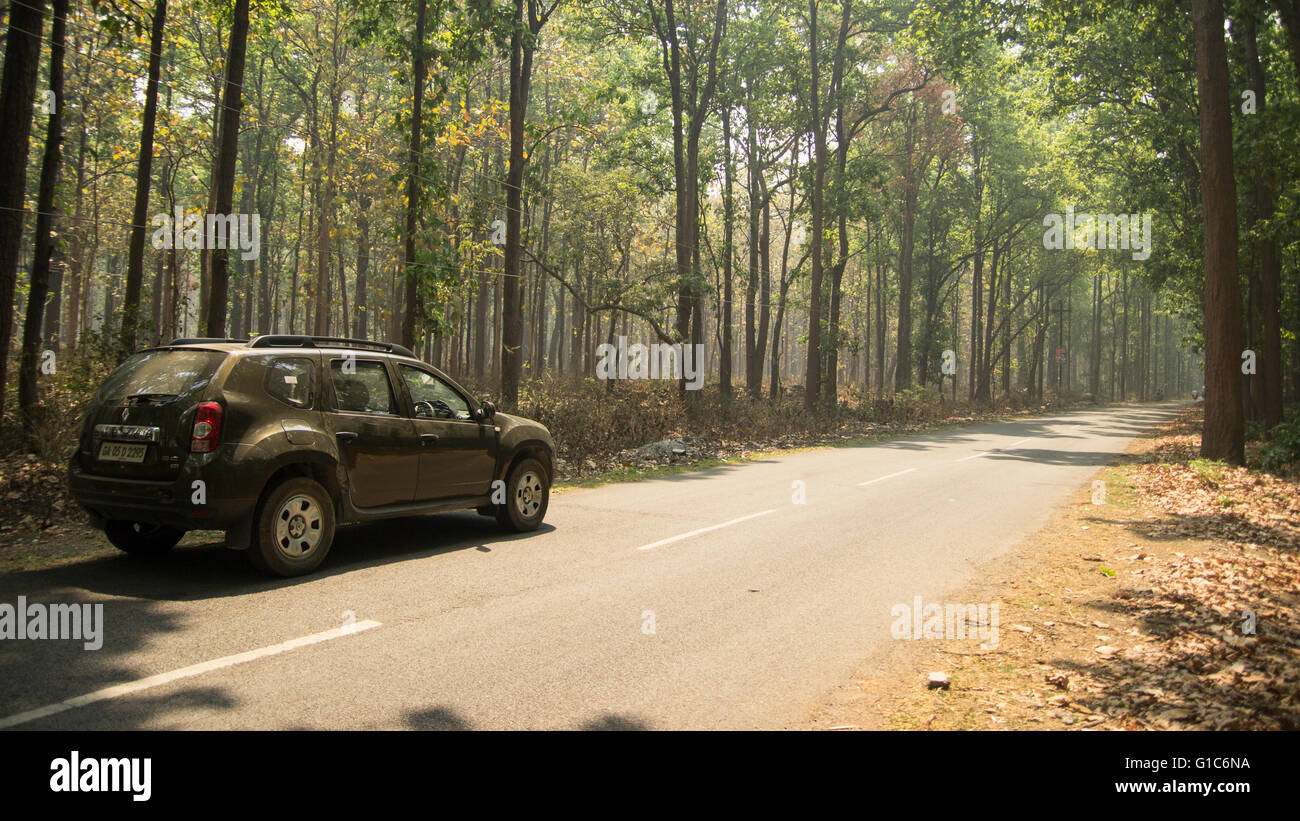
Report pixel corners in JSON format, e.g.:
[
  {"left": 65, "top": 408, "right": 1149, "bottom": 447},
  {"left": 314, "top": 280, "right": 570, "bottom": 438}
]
[{"left": 98, "top": 442, "right": 148, "bottom": 463}]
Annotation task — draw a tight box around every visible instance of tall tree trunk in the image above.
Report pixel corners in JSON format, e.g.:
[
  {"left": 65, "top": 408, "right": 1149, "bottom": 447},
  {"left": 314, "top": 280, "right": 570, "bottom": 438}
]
[
  {"left": 744, "top": 85, "right": 761, "bottom": 398},
  {"left": 63, "top": 90, "right": 88, "bottom": 350},
  {"left": 824, "top": 0, "right": 852, "bottom": 403},
  {"left": 255, "top": 117, "right": 278, "bottom": 337},
  {"left": 316, "top": 78, "right": 340, "bottom": 336},
  {"left": 502, "top": 0, "right": 559, "bottom": 406},
  {"left": 1240, "top": 6, "right": 1283, "bottom": 427},
  {"left": 968, "top": 137, "right": 983, "bottom": 401},
  {"left": 122, "top": 0, "right": 168, "bottom": 352},
  {"left": 805, "top": 0, "right": 825, "bottom": 408},
  {"left": 502, "top": 0, "right": 530, "bottom": 406},
  {"left": 875, "top": 263, "right": 886, "bottom": 396},
  {"left": 0, "top": 0, "right": 47, "bottom": 427},
  {"left": 202, "top": 0, "right": 250, "bottom": 337},
  {"left": 1002, "top": 247, "right": 1012, "bottom": 396},
  {"left": 473, "top": 151, "right": 490, "bottom": 376},
  {"left": 719, "top": 104, "right": 734, "bottom": 397},
  {"left": 355, "top": 195, "right": 370, "bottom": 338},
  {"left": 400, "top": 0, "right": 428, "bottom": 350},
  {"left": 43, "top": 28, "right": 92, "bottom": 355},
  {"left": 150, "top": 252, "right": 165, "bottom": 343},
  {"left": 756, "top": 192, "right": 771, "bottom": 393},
  {"left": 18, "top": 0, "right": 67, "bottom": 440},
  {"left": 1120, "top": 270, "right": 1129, "bottom": 398},
  {"left": 1194, "top": 0, "right": 1245, "bottom": 463},
  {"left": 654, "top": 0, "right": 725, "bottom": 392},
  {"left": 896, "top": 96, "right": 918, "bottom": 393},
  {"left": 976, "top": 234, "right": 999, "bottom": 400},
  {"left": 1090, "top": 272, "right": 1101, "bottom": 397},
  {"left": 769, "top": 274, "right": 790, "bottom": 400}
]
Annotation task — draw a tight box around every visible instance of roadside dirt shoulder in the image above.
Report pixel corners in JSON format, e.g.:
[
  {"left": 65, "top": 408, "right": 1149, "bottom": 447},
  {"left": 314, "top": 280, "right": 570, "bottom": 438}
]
[{"left": 806, "top": 408, "right": 1300, "bottom": 731}]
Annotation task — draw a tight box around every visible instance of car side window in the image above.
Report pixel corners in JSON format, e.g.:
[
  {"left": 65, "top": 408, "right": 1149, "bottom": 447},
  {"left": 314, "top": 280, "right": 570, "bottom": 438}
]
[
  {"left": 330, "top": 359, "right": 397, "bottom": 415},
  {"left": 264, "top": 357, "right": 315, "bottom": 409},
  {"left": 399, "top": 365, "right": 472, "bottom": 421}
]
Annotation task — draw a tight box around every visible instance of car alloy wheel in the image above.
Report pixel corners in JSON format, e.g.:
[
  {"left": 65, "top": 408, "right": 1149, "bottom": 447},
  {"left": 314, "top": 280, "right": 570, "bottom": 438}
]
[
  {"left": 514, "top": 470, "right": 544, "bottom": 519},
  {"left": 274, "top": 493, "right": 324, "bottom": 559}
]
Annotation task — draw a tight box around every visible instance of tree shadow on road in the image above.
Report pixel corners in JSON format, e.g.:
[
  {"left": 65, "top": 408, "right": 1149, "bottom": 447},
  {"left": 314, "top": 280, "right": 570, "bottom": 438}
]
[
  {"left": 981, "top": 449, "right": 1124, "bottom": 467},
  {"left": 403, "top": 706, "right": 649, "bottom": 730},
  {"left": 579, "top": 713, "right": 649, "bottom": 730},
  {"left": 406, "top": 706, "right": 473, "bottom": 730}
]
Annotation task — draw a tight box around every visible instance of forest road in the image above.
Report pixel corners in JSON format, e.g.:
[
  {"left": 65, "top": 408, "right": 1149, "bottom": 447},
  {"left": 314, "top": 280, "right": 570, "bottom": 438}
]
[{"left": 0, "top": 401, "right": 1187, "bottom": 729}]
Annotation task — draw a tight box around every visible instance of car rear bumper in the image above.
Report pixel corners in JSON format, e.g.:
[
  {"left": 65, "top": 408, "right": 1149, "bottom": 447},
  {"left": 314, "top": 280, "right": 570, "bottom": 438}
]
[{"left": 69, "top": 460, "right": 257, "bottom": 532}]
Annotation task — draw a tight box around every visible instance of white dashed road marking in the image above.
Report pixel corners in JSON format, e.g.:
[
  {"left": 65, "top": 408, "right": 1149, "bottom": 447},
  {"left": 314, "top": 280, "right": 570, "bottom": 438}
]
[
  {"left": 956, "top": 437, "right": 1033, "bottom": 462},
  {"left": 635, "top": 509, "right": 778, "bottom": 552},
  {"left": 857, "top": 468, "right": 918, "bottom": 487}
]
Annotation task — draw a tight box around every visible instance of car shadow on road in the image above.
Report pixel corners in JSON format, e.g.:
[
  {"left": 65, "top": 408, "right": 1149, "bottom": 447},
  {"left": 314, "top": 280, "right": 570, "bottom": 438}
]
[
  {"left": 0, "top": 513, "right": 556, "bottom": 603},
  {"left": 0, "top": 514, "right": 554, "bottom": 727}
]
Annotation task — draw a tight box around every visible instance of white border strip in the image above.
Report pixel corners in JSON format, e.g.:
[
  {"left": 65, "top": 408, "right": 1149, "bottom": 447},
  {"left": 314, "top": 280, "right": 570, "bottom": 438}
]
[{"left": 0, "top": 620, "right": 382, "bottom": 729}]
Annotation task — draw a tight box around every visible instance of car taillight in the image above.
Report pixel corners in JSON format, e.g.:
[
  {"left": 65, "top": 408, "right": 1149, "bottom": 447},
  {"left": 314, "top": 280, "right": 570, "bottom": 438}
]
[{"left": 190, "top": 402, "right": 223, "bottom": 453}]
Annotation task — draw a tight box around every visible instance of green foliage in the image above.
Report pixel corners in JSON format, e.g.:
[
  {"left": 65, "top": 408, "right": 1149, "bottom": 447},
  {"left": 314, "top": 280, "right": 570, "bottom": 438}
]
[
  {"left": 1259, "top": 419, "right": 1300, "bottom": 473},
  {"left": 6, "top": 0, "right": 1291, "bottom": 442},
  {"left": 1189, "top": 458, "right": 1228, "bottom": 488}
]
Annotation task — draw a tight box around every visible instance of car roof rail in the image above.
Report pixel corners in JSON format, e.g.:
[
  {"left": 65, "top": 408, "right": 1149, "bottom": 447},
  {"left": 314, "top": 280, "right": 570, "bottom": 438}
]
[
  {"left": 166, "top": 337, "right": 246, "bottom": 346},
  {"left": 247, "top": 334, "right": 416, "bottom": 359}
]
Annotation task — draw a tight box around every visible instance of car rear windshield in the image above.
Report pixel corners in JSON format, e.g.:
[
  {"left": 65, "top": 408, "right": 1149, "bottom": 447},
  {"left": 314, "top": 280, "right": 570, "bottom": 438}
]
[{"left": 96, "top": 349, "right": 226, "bottom": 404}]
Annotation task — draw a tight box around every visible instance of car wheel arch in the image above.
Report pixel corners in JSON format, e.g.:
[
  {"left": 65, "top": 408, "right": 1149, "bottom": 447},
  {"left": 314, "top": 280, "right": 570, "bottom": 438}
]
[
  {"left": 498, "top": 441, "right": 553, "bottom": 486},
  {"left": 257, "top": 457, "right": 344, "bottom": 518}
]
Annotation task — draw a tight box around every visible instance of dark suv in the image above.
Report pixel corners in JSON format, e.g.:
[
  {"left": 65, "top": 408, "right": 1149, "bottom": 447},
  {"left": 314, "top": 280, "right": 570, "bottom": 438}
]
[{"left": 69, "top": 335, "right": 554, "bottom": 576}]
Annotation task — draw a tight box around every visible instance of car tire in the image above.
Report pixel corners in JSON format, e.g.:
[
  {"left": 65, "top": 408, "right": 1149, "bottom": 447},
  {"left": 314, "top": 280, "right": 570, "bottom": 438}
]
[
  {"left": 251, "top": 477, "right": 335, "bottom": 577},
  {"left": 105, "top": 521, "right": 184, "bottom": 557},
  {"left": 495, "top": 458, "right": 549, "bottom": 532}
]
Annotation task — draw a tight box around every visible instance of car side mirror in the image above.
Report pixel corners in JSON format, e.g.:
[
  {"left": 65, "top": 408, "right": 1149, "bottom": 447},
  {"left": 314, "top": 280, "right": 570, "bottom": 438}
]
[{"left": 479, "top": 400, "right": 496, "bottom": 420}]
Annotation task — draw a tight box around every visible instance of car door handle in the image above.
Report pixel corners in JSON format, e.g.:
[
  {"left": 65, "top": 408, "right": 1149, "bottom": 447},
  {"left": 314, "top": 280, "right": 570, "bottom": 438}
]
[
  {"left": 420, "top": 433, "right": 439, "bottom": 446},
  {"left": 335, "top": 431, "right": 358, "bottom": 444}
]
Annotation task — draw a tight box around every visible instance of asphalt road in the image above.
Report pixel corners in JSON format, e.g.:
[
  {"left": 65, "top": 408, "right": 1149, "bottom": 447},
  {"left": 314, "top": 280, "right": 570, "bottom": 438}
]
[{"left": 0, "top": 402, "right": 1186, "bottom": 730}]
